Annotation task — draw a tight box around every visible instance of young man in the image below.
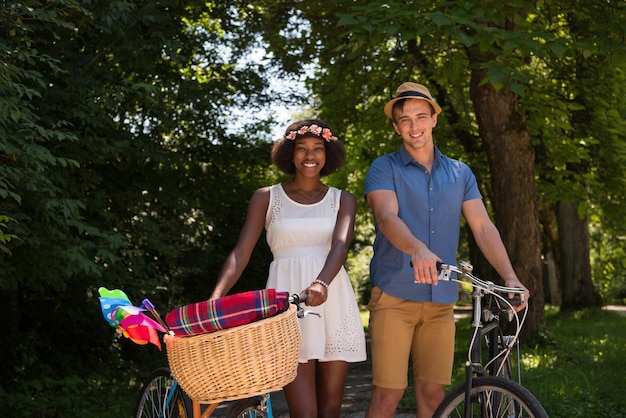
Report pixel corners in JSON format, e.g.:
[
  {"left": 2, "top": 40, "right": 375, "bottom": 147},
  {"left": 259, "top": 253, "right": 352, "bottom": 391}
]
[{"left": 363, "top": 82, "right": 529, "bottom": 418}]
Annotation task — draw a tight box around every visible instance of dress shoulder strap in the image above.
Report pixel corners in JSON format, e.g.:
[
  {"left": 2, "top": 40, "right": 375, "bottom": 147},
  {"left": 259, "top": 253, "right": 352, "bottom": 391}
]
[
  {"left": 328, "top": 186, "right": 342, "bottom": 213},
  {"left": 265, "top": 184, "right": 282, "bottom": 228}
]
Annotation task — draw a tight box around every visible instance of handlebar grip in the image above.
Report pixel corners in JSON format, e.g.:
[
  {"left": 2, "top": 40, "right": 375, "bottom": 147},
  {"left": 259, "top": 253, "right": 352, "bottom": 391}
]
[
  {"left": 289, "top": 293, "right": 308, "bottom": 304},
  {"left": 494, "top": 291, "right": 524, "bottom": 307},
  {"left": 409, "top": 260, "right": 443, "bottom": 270}
]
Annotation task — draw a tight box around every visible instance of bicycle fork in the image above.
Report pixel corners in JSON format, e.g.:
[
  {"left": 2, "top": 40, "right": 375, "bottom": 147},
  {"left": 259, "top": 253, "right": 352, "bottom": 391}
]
[{"left": 260, "top": 393, "right": 274, "bottom": 418}]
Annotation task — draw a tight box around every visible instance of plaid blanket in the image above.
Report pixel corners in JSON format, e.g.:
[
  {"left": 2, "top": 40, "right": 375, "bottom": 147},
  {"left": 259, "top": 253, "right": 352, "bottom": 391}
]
[{"left": 165, "top": 289, "right": 290, "bottom": 336}]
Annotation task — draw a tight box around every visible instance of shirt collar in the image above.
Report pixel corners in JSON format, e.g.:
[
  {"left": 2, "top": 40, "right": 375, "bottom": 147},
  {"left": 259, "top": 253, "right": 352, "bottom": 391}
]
[{"left": 399, "top": 145, "right": 443, "bottom": 167}]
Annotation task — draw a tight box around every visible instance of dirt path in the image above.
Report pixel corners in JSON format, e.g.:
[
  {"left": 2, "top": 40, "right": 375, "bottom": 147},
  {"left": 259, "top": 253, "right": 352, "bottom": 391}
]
[
  {"left": 268, "top": 307, "right": 473, "bottom": 418},
  {"left": 208, "top": 331, "right": 397, "bottom": 418},
  {"left": 604, "top": 305, "right": 626, "bottom": 316},
  {"left": 269, "top": 332, "right": 413, "bottom": 418}
]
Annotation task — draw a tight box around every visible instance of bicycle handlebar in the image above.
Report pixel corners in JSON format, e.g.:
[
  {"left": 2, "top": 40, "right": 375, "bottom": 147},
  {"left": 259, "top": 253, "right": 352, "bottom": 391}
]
[
  {"left": 437, "top": 262, "right": 525, "bottom": 305},
  {"left": 288, "top": 293, "right": 319, "bottom": 319},
  {"left": 409, "top": 260, "right": 525, "bottom": 305},
  {"left": 407, "top": 261, "right": 529, "bottom": 378},
  {"left": 289, "top": 293, "right": 308, "bottom": 305}
]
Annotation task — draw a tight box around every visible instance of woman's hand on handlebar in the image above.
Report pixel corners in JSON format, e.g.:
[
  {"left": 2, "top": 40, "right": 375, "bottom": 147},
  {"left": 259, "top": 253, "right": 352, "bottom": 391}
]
[{"left": 303, "top": 281, "right": 328, "bottom": 307}]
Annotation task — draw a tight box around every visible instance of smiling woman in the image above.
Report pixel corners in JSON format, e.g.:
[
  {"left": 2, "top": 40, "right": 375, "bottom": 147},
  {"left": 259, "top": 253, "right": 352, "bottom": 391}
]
[{"left": 208, "top": 118, "right": 366, "bottom": 418}]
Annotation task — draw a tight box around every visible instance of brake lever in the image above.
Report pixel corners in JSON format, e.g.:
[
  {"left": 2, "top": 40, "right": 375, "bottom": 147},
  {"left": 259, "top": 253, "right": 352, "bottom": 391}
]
[
  {"left": 298, "top": 310, "right": 321, "bottom": 318},
  {"left": 291, "top": 293, "right": 321, "bottom": 319}
]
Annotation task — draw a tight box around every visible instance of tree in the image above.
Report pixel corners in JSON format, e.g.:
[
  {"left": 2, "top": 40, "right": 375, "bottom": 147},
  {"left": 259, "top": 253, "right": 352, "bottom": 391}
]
[
  {"left": 530, "top": 0, "right": 626, "bottom": 309},
  {"left": 254, "top": 0, "right": 546, "bottom": 338},
  {"left": 0, "top": 1, "right": 287, "bottom": 414},
  {"left": 557, "top": 1, "right": 624, "bottom": 309},
  {"left": 251, "top": 0, "right": 626, "bottom": 337}
]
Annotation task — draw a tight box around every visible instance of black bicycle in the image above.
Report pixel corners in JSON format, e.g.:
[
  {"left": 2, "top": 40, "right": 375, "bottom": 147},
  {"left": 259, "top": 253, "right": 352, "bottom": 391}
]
[{"left": 432, "top": 262, "right": 548, "bottom": 418}]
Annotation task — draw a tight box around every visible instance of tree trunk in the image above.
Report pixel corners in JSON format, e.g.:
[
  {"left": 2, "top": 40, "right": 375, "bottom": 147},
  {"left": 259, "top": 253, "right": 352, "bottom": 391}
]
[
  {"left": 468, "top": 67, "right": 545, "bottom": 341},
  {"left": 557, "top": 200, "right": 598, "bottom": 310},
  {"left": 544, "top": 250, "right": 561, "bottom": 306},
  {"left": 539, "top": 204, "right": 561, "bottom": 306}
]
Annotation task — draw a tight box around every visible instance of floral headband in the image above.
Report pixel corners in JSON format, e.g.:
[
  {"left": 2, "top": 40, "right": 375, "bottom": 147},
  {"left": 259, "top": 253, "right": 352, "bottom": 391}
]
[{"left": 284, "top": 124, "right": 338, "bottom": 142}]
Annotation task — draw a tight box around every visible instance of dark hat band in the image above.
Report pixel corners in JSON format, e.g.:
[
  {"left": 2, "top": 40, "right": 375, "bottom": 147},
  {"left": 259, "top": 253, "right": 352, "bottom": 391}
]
[{"left": 395, "top": 91, "right": 432, "bottom": 100}]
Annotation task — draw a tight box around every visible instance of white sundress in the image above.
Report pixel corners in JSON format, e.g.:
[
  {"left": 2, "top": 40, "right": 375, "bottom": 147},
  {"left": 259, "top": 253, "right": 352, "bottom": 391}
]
[{"left": 265, "top": 184, "right": 367, "bottom": 363}]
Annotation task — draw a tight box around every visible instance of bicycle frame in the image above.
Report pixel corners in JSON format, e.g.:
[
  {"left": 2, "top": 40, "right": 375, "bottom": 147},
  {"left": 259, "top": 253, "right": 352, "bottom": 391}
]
[
  {"left": 189, "top": 393, "right": 273, "bottom": 418},
  {"left": 466, "top": 287, "right": 515, "bottom": 378},
  {"left": 191, "top": 397, "right": 219, "bottom": 418},
  {"left": 439, "top": 262, "right": 526, "bottom": 418},
  {"left": 433, "top": 263, "right": 547, "bottom": 418},
  {"left": 463, "top": 287, "right": 508, "bottom": 417}
]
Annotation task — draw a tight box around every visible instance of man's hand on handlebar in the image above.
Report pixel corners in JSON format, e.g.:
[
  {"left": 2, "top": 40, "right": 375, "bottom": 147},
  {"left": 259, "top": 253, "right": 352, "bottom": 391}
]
[
  {"left": 410, "top": 256, "right": 442, "bottom": 286},
  {"left": 503, "top": 277, "right": 530, "bottom": 313}
]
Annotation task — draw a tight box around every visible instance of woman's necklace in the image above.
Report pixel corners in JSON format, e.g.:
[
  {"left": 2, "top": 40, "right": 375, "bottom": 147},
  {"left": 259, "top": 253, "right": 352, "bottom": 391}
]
[
  {"left": 297, "top": 187, "right": 324, "bottom": 199},
  {"left": 291, "top": 182, "right": 326, "bottom": 200}
]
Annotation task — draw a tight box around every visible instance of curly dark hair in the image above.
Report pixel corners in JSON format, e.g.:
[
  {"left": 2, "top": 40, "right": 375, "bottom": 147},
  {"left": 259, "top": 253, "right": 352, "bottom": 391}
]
[{"left": 271, "top": 119, "right": 346, "bottom": 176}]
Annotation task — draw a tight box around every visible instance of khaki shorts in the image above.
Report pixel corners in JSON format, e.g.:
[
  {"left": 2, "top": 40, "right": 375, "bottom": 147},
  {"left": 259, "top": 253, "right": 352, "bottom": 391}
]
[{"left": 368, "top": 287, "right": 455, "bottom": 388}]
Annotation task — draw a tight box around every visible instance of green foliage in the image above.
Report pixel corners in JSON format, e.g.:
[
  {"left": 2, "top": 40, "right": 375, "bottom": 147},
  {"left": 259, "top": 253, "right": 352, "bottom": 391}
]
[
  {"left": 256, "top": 0, "right": 626, "bottom": 306},
  {"left": 0, "top": 374, "right": 135, "bottom": 418},
  {"left": 591, "top": 228, "right": 626, "bottom": 304},
  {"left": 0, "top": 0, "right": 290, "bottom": 409},
  {"left": 345, "top": 241, "right": 373, "bottom": 307},
  {"left": 0, "top": 216, "right": 18, "bottom": 253}
]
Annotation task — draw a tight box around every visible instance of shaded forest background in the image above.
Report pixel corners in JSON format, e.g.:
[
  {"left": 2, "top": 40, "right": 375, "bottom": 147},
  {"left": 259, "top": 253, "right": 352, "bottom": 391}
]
[{"left": 1, "top": 1, "right": 625, "bottom": 416}]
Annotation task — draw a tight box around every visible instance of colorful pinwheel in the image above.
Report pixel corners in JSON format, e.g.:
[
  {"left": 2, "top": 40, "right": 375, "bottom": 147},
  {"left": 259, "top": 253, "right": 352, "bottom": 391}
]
[{"left": 98, "top": 287, "right": 167, "bottom": 350}]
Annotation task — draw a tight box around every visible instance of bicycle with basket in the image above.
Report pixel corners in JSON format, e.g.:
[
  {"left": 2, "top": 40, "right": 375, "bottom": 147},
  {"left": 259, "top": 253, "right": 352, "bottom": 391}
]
[
  {"left": 432, "top": 261, "right": 549, "bottom": 418},
  {"left": 98, "top": 287, "right": 311, "bottom": 418}
]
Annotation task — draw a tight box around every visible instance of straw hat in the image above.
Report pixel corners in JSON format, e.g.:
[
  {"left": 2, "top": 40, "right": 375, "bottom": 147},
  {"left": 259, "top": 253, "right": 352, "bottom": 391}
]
[{"left": 384, "top": 82, "right": 442, "bottom": 119}]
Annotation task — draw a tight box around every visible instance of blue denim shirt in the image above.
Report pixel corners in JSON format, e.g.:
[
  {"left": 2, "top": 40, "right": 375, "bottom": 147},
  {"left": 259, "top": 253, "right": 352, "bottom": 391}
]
[{"left": 364, "top": 146, "right": 482, "bottom": 303}]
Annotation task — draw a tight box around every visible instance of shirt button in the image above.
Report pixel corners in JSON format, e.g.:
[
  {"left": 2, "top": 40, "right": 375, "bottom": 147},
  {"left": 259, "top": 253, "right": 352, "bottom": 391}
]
[
  {"left": 431, "top": 229, "right": 435, "bottom": 234},
  {"left": 429, "top": 187, "right": 433, "bottom": 192},
  {"left": 430, "top": 207, "right": 434, "bottom": 212}
]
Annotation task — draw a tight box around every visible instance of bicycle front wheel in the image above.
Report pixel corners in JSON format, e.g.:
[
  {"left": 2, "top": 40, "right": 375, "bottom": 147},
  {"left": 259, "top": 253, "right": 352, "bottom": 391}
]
[
  {"left": 226, "top": 396, "right": 269, "bottom": 418},
  {"left": 135, "top": 367, "right": 192, "bottom": 418},
  {"left": 433, "top": 376, "right": 548, "bottom": 418}
]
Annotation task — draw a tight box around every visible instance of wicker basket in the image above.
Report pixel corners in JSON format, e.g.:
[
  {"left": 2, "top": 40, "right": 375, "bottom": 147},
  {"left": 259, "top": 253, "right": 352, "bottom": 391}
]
[{"left": 165, "top": 304, "right": 301, "bottom": 404}]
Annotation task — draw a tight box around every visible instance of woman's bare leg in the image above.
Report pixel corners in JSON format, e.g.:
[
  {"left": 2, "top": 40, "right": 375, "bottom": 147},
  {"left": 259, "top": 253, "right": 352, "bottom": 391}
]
[
  {"left": 315, "top": 360, "right": 350, "bottom": 418},
  {"left": 283, "top": 361, "right": 317, "bottom": 418}
]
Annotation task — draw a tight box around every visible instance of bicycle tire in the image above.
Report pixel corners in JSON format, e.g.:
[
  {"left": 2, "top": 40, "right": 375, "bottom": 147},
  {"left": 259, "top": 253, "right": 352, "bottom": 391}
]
[
  {"left": 225, "top": 396, "right": 268, "bottom": 418},
  {"left": 433, "top": 376, "right": 548, "bottom": 418},
  {"left": 135, "top": 367, "right": 192, "bottom": 418}
]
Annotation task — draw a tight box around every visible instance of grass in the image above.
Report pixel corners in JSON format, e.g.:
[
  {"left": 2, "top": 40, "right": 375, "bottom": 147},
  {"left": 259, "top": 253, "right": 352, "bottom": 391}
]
[
  {"left": 360, "top": 309, "right": 370, "bottom": 328},
  {"left": 520, "top": 307, "right": 626, "bottom": 417},
  {"left": 395, "top": 306, "right": 626, "bottom": 417}
]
